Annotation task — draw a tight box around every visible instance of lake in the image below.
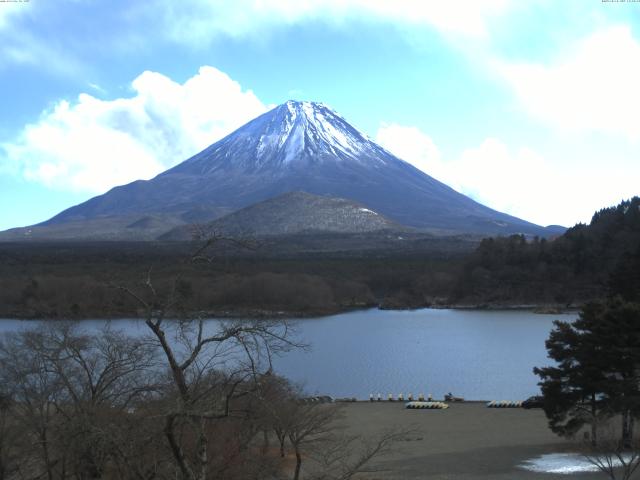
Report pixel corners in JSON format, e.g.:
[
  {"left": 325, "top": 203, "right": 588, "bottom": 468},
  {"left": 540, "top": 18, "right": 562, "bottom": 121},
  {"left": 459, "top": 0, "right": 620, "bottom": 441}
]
[{"left": 0, "top": 308, "right": 576, "bottom": 401}]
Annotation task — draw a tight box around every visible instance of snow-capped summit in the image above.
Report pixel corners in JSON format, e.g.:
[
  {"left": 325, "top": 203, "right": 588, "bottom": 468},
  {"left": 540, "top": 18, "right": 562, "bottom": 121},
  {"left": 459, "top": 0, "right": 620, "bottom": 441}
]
[
  {"left": 172, "top": 100, "right": 388, "bottom": 174},
  {"left": 261, "top": 100, "right": 369, "bottom": 161},
  {"left": 8, "top": 100, "right": 562, "bottom": 240}
]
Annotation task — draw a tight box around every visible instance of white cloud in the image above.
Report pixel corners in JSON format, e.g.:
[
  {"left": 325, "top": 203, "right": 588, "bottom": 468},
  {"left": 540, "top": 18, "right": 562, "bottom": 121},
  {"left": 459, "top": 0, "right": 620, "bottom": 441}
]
[
  {"left": 0, "top": 30, "right": 85, "bottom": 76},
  {"left": 497, "top": 25, "right": 640, "bottom": 140},
  {"left": 0, "top": 3, "right": 72, "bottom": 73},
  {"left": 0, "top": 2, "right": 27, "bottom": 30},
  {"left": 149, "top": 0, "right": 511, "bottom": 45},
  {"left": 1, "top": 66, "right": 267, "bottom": 193},
  {"left": 375, "top": 124, "right": 636, "bottom": 227},
  {"left": 0, "top": 1, "right": 85, "bottom": 76},
  {"left": 376, "top": 123, "right": 446, "bottom": 180},
  {"left": 137, "top": 4, "right": 640, "bottom": 146},
  {"left": 377, "top": 124, "right": 558, "bottom": 224},
  {"left": 0, "top": 0, "right": 511, "bottom": 74},
  {"left": 354, "top": 0, "right": 510, "bottom": 37},
  {"left": 452, "top": 138, "right": 567, "bottom": 225}
]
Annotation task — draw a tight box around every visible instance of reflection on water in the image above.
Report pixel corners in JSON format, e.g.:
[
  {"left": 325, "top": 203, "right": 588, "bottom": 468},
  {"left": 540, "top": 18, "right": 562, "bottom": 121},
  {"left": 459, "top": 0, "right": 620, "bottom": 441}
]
[{"left": 0, "top": 308, "right": 576, "bottom": 400}]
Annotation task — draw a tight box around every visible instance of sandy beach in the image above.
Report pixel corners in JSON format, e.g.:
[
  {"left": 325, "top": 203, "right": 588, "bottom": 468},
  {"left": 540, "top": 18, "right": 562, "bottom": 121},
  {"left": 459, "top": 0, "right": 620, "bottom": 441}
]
[{"left": 337, "top": 402, "right": 604, "bottom": 479}]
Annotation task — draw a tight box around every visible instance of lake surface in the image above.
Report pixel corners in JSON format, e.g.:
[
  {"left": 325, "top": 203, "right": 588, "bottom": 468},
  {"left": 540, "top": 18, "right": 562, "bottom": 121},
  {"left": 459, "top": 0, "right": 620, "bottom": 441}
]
[{"left": 0, "top": 308, "right": 576, "bottom": 401}]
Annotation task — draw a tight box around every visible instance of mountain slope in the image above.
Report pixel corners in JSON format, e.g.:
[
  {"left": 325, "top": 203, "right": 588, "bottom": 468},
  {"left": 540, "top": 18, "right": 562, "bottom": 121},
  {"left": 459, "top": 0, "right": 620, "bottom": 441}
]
[{"left": 2, "top": 101, "right": 562, "bottom": 240}]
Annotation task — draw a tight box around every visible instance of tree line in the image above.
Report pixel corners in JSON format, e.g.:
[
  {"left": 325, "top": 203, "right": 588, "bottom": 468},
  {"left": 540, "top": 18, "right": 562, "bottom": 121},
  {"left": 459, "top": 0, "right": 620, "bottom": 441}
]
[
  {"left": 0, "top": 243, "right": 464, "bottom": 319},
  {"left": 453, "top": 197, "right": 640, "bottom": 306}
]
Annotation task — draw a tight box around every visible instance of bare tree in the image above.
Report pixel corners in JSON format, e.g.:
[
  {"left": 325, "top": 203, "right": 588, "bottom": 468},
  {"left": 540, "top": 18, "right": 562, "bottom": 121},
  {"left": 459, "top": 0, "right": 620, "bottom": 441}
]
[
  {"left": 287, "top": 402, "right": 342, "bottom": 480},
  {"left": 582, "top": 417, "right": 640, "bottom": 480},
  {"left": 97, "top": 400, "right": 171, "bottom": 480},
  {"left": 0, "top": 323, "right": 160, "bottom": 480},
  {"left": 260, "top": 379, "right": 408, "bottom": 480},
  {"left": 0, "top": 391, "right": 19, "bottom": 480},
  {"left": 310, "top": 428, "right": 406, "bottom": 480},
  {"left": 35, "top": 323, "right": 158, "bottom": 480},
  {"left": 114, "top": 235, "right": 301, "bottom": 480},
  {"left": 0, "top": 328, "right": 64, "bottom": 480},
  {"left": 256, "top": 374, "right": 299, "bottom": 458}
]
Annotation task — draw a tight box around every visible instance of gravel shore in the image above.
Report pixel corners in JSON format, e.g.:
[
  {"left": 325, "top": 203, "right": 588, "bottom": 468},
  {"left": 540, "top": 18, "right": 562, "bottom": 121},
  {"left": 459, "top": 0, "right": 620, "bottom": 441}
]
[{"left": 337, "top": 402, "right": 604, "bottom": 479}]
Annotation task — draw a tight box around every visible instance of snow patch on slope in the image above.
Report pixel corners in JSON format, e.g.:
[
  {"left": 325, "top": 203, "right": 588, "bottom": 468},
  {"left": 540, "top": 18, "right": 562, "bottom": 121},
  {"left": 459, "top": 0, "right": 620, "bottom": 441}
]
[
  {"left": 313, "top": 109, "right": 359, "bottom": 154},
  {"left": 251, "top": 100, "right": 380, "bottom": 166},
  {"left": 359, "top": 207, "right": 378, "bottom": 215},
  {"left": 284, "top": 122, "right": 305, "bottom": 163}
]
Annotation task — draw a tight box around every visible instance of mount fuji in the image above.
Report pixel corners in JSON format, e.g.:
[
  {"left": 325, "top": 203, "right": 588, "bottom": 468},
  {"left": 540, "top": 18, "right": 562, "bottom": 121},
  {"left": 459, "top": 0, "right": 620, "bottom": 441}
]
[{"left": 1, "top": 101, "right": 563, "bottom": 241}]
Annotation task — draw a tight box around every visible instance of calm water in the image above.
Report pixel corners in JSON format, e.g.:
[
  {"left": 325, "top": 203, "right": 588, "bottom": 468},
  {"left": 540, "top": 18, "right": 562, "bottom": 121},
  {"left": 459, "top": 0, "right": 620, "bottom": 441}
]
[{"left": 0, "top": 308, "right": 576, "bottom": 401}]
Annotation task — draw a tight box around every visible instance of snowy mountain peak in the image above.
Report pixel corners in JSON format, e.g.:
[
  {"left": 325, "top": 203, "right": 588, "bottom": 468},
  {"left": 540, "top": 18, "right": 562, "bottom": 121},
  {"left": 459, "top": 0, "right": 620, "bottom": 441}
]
[
  {"left": 266, "top": 100, "right": 372, "bottom": 162},
  {"left": 283, "top": 99, "right": 333, "bottom": 115},
  {"left": 174, "top": 100, "right": 389, "bottom": 174},
  {"left": 25, "top": 100, "right": 557, "bottom": 239}
]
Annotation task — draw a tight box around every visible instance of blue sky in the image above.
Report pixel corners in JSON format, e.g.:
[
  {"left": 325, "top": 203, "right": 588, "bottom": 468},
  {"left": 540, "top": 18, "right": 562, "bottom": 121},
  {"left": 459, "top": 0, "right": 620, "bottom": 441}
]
[{"left": 1, "top": 0, "right": 639, "bottom": 231}]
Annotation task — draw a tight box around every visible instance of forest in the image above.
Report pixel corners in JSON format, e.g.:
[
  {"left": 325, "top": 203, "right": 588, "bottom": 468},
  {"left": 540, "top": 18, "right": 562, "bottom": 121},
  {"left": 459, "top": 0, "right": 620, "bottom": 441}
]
[
  {"left": 453, "top": 197, "right": 640, "bottom": 306},
  {"left": 0, "top": 197, "right": 638, "bottom": 319}
]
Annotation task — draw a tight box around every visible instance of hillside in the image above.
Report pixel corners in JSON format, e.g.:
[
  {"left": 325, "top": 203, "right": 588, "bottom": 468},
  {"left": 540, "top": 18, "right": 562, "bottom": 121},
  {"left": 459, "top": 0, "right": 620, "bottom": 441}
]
[
  {"left": 161, "top": 191, "right": 407, "bottom": 240},
  {"left": 451, "top": 197, "right": 640, "bottom": 306}
]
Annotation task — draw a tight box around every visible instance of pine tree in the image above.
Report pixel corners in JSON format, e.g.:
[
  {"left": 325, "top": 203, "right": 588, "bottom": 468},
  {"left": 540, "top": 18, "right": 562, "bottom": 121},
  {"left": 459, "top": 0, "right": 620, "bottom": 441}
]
[
  {"left": 590, "top": 299, "right": 640, "bottom": 448},
  {"left": 535, "top": 300, "right": 640, "bottom": 447},
  {"left": 609, "top": 245, "right": 640, "bottom": 303},
  {"left": 534, "top": 306, "right": 607, "bottom": 445}
]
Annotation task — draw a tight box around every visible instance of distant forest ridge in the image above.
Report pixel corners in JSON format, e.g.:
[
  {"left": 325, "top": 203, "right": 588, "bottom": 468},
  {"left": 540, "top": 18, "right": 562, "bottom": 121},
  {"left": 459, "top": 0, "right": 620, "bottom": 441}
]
[{"left": 0, "top": 197, "right": 638, "bottom": 318}]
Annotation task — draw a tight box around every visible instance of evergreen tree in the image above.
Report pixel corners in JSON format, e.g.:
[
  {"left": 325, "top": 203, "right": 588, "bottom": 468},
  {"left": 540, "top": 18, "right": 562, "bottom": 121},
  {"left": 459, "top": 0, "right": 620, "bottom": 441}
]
[
  {"left": 455, "top": 197, "right": 640, "bottom": 305},
  {"left": 609, "top": 245, "right": 640, "bottom": 302},
  {"left": 535, "top": 300, "right": 640, "bottom": 446},
  {"left": 591, "top": 299, "right": 640, "bottom": 448},
  {"left": 534, "top": 306, "right": 607, "bottom": 445}
]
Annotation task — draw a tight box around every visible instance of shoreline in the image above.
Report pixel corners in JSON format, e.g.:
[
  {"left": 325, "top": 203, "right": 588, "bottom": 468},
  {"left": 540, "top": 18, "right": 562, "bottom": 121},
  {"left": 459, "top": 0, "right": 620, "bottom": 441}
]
[{"left": 0, "top": 303, "right": 580, "bottom": 321}]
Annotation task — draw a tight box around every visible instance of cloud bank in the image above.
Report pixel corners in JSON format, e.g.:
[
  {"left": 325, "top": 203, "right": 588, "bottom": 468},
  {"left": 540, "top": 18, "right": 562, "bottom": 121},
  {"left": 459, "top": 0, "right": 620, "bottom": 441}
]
[
  {"left": 146, "top": 2, "right": 640, "bottom": 143},
  {"left": 497, "top": 25, "right": 640, "bottom": 140},
  {"left": 376, "top": 123, "right": 637, "bottom": 227},
  {"left": 2, "top": 66, "right": 266, "bottom": 193},
  {"left": 150, "top": 0, "right": 511, "bottom": 45}
]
